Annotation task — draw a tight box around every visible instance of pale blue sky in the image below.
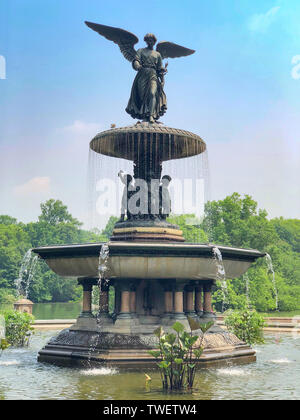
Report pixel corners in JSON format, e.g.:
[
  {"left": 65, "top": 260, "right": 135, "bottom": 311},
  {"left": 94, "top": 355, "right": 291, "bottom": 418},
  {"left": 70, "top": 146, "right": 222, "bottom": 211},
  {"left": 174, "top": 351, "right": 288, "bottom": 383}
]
[{"left": 0, "top": 0, "right": 299, "bottom": 226}]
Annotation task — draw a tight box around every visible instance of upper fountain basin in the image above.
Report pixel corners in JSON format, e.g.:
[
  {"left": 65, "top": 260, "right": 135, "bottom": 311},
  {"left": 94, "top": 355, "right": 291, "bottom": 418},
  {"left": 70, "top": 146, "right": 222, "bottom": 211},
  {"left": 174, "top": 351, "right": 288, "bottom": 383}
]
[
  {"left": 90, "top": 122, "right": 206, "bottom": 161},
  {"left": 32, "top": 242, "right": 265, "bottom": 281}
]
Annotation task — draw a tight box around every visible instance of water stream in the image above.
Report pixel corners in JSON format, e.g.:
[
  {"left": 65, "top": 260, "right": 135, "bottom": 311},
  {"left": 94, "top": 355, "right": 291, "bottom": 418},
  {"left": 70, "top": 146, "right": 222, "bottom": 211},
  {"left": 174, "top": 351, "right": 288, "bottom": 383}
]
[
  {"left": 265, "top": 253, "right": 279, "bottom": 311},
  {"left": 212, "top": 247, "right": 228, "bottom": 312},
  {"left": 243, "top": 272, "right": 251, "bottom": 308},
  {"left": 14, "top": 249, "right": 39, "bottom": 298},
  {"left": 87, "top": 243, "right": 110, "bottom": 366}
]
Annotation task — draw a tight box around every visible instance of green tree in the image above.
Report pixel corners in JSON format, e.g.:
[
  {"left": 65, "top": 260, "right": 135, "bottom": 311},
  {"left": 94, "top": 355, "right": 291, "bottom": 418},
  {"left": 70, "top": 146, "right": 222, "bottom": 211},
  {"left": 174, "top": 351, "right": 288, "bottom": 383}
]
[
  {"left": 39, "top": 199, "right": 81, "bottom": 227},
  {"left": 202, "top": 193, "right": 300, "bottom": 312},
  {"left": 101, "top": 216, "right": 118, "bottom": 240},
  {"left": 0, "top": 223, "right": 31, "bottom": 302},
  {"left": 168, "top": 214, "right": 208, "bottom": 243},
  {"left": 0, "top": 215, "right": 17, "bottom": 225}
]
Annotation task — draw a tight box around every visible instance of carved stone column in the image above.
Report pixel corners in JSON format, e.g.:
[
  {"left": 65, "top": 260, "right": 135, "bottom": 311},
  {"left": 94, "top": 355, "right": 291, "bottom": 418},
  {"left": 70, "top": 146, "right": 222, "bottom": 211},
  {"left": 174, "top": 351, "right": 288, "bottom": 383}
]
[
  {"left": 98, "top": 280, "right": 110, "bottom": 318},
  {"left": 159, "top": 280, "right": 174, "bottom": 324},
  {"left": 129, "top": 280, "right": 140, "bottom": 317},
  {"left": 202, "top": 281, "right": 216, "bottom": 320},
  {"left": 78, "top": 278, "right": 97, "bottom": 318},
  {"left": 195, "top": 283, "right": 203, "bottom": 318},
  {"left": 173, "top": 282, "right": 186, "bottom": 320},
  {"left": 118, "top": 281, "right": 132, "bottom": 319},
  {"left": 184, "top": 284, "right": 197, "bottom": 318}
]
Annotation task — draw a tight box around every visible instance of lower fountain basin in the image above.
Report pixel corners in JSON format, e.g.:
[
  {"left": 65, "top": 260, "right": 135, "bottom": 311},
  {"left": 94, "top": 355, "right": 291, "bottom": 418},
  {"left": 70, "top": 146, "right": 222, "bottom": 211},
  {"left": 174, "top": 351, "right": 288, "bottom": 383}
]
[
  {"left": 33, "top": 242, "right": 265, "bottom": 280},
  {"left": 33, "top": 241, "right": 265, "bottom": 368}
]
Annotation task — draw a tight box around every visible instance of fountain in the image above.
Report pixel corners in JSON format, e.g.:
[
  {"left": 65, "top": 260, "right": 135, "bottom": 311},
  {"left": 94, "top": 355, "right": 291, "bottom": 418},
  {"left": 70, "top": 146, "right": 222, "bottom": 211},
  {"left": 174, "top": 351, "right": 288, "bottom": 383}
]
[{"left": 32, "top": 21, "right": 265, "bottom": 368}]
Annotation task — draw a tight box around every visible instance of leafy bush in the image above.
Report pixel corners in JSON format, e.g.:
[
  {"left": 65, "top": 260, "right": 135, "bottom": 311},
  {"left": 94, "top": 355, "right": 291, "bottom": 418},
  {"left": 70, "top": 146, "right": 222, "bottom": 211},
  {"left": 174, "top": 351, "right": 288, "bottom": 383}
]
[
  {"left": 0, "top": 338, "right": 10, "bottom": 355},
  {"left": 224, "top": 308, "right": 265, "bottom": 345},
  {"left": 0, "top": 288, "right": 16, "bottom": 304},
  {"left": 149, "top": 318, "right": 214, "bottom": 390},
  {"left": 1, "top": 310, "right": 34, "bottom": 347}
]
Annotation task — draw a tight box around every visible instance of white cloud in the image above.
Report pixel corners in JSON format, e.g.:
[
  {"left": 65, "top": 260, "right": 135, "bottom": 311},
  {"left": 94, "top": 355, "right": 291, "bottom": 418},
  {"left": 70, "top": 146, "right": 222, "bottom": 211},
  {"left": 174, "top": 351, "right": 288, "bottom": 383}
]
[
  {"left": 63, "top": 120, "right": 101, "bottom": 136},
  {"left": 13, "top": 177, "right": 51, "bottom": 196},
  {"left": 248, "top": 6, "right": 280, "bottom": 33}
]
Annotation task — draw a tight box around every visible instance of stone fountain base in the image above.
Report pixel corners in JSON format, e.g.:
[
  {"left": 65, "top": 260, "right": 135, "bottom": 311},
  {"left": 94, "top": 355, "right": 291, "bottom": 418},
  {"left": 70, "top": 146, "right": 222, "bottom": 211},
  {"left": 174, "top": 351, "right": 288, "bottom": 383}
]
[
  {"left": 33, "top": 242, "right": 263, "bottom": 369},
  {"left": 38, "top": 317, "right": 256, "bottom": 369}
]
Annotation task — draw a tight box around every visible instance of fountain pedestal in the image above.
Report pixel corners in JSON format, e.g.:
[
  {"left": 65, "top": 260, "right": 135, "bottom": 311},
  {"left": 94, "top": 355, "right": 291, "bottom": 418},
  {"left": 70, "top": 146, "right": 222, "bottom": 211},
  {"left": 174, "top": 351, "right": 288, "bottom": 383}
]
[
  {"left": 14, "top": 298, "right": 34, "bottom": 315},
  {"left": 34, "top": 241, "right": 264, "bottom": 368}
]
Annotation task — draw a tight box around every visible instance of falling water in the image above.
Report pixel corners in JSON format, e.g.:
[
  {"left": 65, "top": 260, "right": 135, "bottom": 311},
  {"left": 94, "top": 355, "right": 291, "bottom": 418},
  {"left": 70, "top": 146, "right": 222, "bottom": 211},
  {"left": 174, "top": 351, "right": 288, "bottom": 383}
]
[
  {"left": 87, "top": 133, "right": 211, "bottom": 243},
  {"left": 87, "top": 243, "right": 111, "bottom": 366},
  {"left": 98, "top": 243, "right": 110, "bottom": 284},
  {"left": 15, "top": 249, "right": 39, "bottom": 298},
  {"left": 212, "top": 247, "right": 228, "bottom": 312},
  {"left": 265, "top": 253, "right": 279, "bottom": 311},
  {"left": 243, "top": 272, "right": 251, "bottom": 308}
]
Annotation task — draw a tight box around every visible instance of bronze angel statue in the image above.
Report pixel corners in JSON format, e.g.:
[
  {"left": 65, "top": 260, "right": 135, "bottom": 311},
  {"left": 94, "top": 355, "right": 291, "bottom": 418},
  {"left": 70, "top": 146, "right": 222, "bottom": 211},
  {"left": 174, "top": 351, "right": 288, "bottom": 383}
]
[{"left": 85, "top": 22, "right": 195, "bottom": 123}]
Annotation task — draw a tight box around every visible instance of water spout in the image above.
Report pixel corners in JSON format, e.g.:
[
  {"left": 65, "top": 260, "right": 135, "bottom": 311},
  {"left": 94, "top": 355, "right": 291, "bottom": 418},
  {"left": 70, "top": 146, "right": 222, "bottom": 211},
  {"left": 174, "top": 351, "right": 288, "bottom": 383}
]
[
  {"left": 243, "top": 272, "right": 251, "bottom": 308},
  {"left": 212, "top": 247, "right": 228, "bottom": 312},
  {"left": 265, "top": 253, "right": 279, "bottom": 311},
  {"left": 98, "top": 243, "right": 110, "bottom": 285},
  {"left": 15, "top": 249, "right": 39, "bottom": 298},
  {"left": 97, "top": 242, "right": 110, "bottom": 321}
]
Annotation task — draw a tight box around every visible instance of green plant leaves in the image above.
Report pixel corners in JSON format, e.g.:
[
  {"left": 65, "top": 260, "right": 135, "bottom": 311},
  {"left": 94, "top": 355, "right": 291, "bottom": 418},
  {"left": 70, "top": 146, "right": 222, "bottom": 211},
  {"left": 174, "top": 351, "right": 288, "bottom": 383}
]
[
  {"left": 150, "top": 320, "right": 213, "bottom": 391},
  {"left": 165, "top": 333, "right": 176, "bottom": 345},
  {"left": 0, "top": 310, "right": 34, "bottom": 347},
  {"left": 153, "top": 326, "right": 164, "bottom": 338},
  {"left": 0, "top": 338, "right": 10, "bottom": 352},
  {"left": 158, "top": 361, "right": 170, "bottom": 369},
  {"left": 148, "top": 350, "right": 160, "bottom": 359},
  {"left": 187, "top": 316, "right": 202, "bottom": 331},
  {"left": 172, "top": 321, "right": 185, "bottom": 333},
  {"left": 224, "top": 309, "right": 265, "bottom": 344},
  {"left": 198, "top": 321, "right": 214, "bottom": 334},
  {"left": 193, "top": 348, "right": 203, "bottom": 359}
]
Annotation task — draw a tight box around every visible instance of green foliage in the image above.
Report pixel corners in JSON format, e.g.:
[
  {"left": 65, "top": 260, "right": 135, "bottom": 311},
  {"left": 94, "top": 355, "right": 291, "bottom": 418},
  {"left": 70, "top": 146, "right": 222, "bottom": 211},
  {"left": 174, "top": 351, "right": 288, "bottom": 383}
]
[
  {"left": 0, "top": 288, "right": 16, "bottom": 304},
  {"left": 101, "top": 216, "right": 118, "bottom": 240},
  {"left": 0, "top": 194, "right": 299, "bottom": 311},
  {"left": 1, "top": 310, "right": 35, "bottom": 347},
  {"left": 0, "top": 199, "right": 108, "bottom": 303},
  {"left": 38, "top": 199, "right": 81, "bottom": 227},
  {"left": 0, "top": 338, "right": 10, "bottom": 355},
  {"left": 0, "top": 215, "right": 17, "bottom": 225},
  {"left": 168, "top": 214, "right": 208, "bottom": 243},
  {"left": 149, "top": 318, "right": 213, "bottom": 390},
  {"left": 201, "top": 193, "right": 300, "bottom": 312},
  {"left": 224, "top": 308, "right": 266, "bottom": 345},
  {"left": 271, "top": 218, "right": 300, "bottom": 253}
]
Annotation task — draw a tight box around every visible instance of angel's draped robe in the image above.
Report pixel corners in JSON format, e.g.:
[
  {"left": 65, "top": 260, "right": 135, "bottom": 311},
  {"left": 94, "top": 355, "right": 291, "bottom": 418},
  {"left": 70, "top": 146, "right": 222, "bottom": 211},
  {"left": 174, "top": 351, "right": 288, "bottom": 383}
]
[{"left": 126, "top": 48, "right": 167, "bottom": 121}]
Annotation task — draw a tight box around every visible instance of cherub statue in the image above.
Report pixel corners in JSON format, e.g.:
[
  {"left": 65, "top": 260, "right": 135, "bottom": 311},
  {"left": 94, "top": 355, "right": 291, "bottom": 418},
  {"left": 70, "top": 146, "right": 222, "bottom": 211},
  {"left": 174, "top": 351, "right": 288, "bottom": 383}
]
[
  {"left": 159, "top": 175, "right": 172, "bottom": 220},
  {"left": 85, "top": 22, "right": 195, "bottom": 123},
  {"left": 118, "top": 170, "right": 133, "bottom": 222}
]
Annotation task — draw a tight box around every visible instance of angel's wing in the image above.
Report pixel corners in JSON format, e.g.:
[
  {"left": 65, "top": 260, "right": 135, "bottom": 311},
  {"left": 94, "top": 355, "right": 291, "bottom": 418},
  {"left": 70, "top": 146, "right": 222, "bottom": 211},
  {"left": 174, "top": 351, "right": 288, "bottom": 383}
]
[
  {"left": 85, "top": 21, "right": 139, "bottom": 62},
  {"left": 156, "top": 41, "right": 195, "bottom": 60}
]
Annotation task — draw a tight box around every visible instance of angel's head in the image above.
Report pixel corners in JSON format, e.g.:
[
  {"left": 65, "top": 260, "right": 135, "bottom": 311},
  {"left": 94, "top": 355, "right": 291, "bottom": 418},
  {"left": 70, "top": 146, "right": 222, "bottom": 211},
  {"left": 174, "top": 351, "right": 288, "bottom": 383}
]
[{"left": 144, "top": 33, "right": 157, "bottom": 48}]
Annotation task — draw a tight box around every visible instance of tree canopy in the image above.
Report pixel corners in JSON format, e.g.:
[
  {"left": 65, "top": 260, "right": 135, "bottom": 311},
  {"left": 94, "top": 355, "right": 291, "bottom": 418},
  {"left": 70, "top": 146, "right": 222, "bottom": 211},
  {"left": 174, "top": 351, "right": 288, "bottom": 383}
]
[{"left": 0, "top": 195, "right": 299, "bottom": 312}]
